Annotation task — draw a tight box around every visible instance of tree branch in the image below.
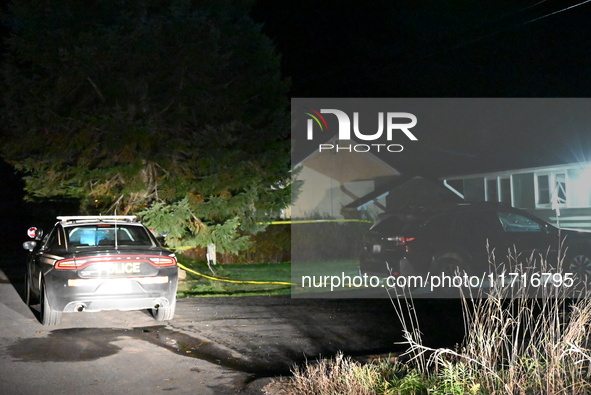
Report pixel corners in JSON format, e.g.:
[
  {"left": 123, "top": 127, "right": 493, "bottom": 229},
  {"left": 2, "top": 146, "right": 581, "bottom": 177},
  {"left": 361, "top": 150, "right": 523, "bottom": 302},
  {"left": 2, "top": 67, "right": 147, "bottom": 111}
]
[{"left": 86, "top": 77, "right": 106, "bottom": 103}]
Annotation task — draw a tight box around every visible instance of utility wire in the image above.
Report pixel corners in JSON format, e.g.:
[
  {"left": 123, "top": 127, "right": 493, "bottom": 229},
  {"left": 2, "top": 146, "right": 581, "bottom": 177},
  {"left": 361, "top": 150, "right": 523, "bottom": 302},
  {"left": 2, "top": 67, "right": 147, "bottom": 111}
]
[
  {"left": 295, "top": 0, "right": 590, "bottom": 86},
  {"left": 522, "top": 0, "right": 591, "bottom": 25},
  {"left": 417, "top": 0, "right": 591, "bottom": 60}
]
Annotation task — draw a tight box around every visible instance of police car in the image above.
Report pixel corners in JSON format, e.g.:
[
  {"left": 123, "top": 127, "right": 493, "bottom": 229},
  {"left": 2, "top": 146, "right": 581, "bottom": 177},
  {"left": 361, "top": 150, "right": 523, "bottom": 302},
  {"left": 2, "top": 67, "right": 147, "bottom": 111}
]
[{"left": 23, "top": 216, "right": 178, "bottom": 325}]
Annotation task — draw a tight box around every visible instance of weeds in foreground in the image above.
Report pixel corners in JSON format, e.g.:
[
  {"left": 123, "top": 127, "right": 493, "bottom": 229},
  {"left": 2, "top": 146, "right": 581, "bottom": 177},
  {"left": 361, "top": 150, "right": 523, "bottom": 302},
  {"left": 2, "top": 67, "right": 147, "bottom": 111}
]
[
  {"left": 270, "top": 256, "right": 591, "bottom": 394},
  {"left": 396, "top": 259, "right": 591, "bottom": 394},
  {"left": 265, "top": 352, "right": 419, "bottom": 395}
]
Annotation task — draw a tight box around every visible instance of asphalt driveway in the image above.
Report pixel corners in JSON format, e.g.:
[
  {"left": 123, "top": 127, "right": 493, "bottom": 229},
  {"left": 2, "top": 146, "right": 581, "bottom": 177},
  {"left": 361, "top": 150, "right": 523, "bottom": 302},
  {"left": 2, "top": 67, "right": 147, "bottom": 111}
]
[{"left": 0, "top": 261, "right": 464, "bottom": 394}]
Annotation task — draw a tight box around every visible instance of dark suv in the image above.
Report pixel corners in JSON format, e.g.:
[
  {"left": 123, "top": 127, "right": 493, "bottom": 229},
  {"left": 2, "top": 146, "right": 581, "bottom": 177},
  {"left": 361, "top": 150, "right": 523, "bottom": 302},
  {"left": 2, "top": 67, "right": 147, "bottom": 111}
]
[
  {"left": 360, "top": 203, "right": 591, "bottom": 278},
  {"left": 23, "top": 216, "right": 178, "bottom": 325}
]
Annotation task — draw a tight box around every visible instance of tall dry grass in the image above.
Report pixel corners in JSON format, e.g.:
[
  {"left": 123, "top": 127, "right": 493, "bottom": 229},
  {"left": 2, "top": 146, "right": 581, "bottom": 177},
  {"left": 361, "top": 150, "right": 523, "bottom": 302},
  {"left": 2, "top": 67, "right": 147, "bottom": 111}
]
[
  {"left": 274, "top": 252, "right": 591, "bottom": 394},
  {"left": 393, "top": 255, "right": 591, "bottom": 394}
]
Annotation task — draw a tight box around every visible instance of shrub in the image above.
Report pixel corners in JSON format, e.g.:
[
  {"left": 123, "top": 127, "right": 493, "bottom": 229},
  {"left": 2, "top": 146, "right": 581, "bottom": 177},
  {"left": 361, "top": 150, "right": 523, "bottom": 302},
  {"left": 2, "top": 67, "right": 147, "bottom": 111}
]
[
  {"left": 181, "top": 219, "right": 370, "bottom": 264},
  {"left": 181, "top": 224, "right": 291, "bottom": 264},
  {"left": 291, "top": 220, "right": 370, "bottom": 263}
]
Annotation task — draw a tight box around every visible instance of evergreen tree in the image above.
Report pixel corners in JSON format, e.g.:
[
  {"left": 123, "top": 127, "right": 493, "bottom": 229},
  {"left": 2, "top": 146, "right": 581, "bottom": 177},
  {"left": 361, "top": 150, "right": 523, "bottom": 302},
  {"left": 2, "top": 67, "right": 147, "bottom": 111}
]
[{"left": 0, "top": 0, "right": 291, "bottom": 253}]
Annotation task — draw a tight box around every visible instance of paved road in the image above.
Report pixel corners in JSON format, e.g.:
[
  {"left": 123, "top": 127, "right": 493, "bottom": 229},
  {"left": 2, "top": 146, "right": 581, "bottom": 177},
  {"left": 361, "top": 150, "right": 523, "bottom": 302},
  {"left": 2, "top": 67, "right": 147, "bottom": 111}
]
[{"left": 0, "top": 263, "right": 464, "bottom": 394}]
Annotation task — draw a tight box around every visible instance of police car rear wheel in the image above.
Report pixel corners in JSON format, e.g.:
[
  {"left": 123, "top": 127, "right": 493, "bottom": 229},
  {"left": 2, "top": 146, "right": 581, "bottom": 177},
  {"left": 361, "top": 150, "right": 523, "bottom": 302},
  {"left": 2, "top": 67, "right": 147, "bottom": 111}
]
[
  {"left": 152, "top": 298, "right": 176, "bottom": 321},
  {"left": 40, "top": 280, "right": 62, "bottom": 326}
]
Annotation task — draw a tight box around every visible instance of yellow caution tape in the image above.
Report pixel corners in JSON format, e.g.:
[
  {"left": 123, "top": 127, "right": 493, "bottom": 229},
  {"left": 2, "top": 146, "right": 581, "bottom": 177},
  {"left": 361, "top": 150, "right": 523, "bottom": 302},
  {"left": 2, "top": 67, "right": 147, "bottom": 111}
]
[
  {"left": 173, "top": 219, "right": 370, "bottom": 286},
  {"left": 177, "top": 262, "right": 296, "bottom": 286},
  {"left": 177, "top": 262, "right": 365, "bottom": 289},
  {"left": 266, "top": 219, "right": 372, "bottom": 225}
]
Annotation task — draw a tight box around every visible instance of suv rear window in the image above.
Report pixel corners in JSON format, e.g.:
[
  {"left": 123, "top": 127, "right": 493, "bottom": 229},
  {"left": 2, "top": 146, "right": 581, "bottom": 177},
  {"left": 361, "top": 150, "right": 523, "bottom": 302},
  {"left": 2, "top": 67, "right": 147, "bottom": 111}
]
[
  {"left": 66, "top": 225, "right": 153, "bottom": 248},
  {"left": 370, "top": 213, "right": 421, "bottom": 234}
]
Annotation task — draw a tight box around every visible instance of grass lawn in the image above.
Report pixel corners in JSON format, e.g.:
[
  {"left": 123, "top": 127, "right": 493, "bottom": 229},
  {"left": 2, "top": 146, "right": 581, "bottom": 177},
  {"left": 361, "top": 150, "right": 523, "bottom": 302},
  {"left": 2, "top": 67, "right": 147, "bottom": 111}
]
[{"left": 177, "top": 257, "right": 361, "bottom": 297}]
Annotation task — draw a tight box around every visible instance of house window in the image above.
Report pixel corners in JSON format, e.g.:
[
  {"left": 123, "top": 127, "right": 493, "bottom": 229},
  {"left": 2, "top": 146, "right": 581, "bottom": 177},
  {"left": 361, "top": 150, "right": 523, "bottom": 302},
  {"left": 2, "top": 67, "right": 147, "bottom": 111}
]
[
  {"left": 536, "top": 172, "right": 567, "bottom": 208},
  {"left": 555, "top": 173, "right": 567, "bottom": 205},
  {"left": 536, "top": 175, "right": 550, "bottom": 205}
]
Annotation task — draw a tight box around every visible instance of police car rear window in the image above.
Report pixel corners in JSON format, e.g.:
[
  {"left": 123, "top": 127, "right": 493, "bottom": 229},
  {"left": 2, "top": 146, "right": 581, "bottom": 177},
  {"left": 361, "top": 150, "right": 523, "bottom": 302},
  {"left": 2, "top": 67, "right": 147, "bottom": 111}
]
[{"left": 66, "top": 225, "right": 153, "bottom": 247}]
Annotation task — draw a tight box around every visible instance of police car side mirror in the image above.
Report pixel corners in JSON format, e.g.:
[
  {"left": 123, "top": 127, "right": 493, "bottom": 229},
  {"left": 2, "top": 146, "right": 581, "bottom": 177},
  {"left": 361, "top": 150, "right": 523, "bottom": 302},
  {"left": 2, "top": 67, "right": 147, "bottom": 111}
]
[
  {"left": 23, "top": 241, "right": 37, "bottom": 252},
  {"left": 27, "top": 227, "right": 44, "bottom": 240}
]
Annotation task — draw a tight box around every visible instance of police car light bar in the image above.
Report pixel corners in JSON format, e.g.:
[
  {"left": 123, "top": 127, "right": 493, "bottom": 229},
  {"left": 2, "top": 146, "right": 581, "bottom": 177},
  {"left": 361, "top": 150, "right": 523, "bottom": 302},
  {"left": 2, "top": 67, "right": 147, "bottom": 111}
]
[{"left": 57, "top": 215, "right": 137, "bottom": 223}]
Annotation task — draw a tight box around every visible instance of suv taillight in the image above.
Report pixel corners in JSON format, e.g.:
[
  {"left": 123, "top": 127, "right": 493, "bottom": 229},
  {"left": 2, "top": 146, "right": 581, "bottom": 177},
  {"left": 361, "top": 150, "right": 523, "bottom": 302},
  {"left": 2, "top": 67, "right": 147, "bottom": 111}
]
[{"left": 386, "top": 236, "right": 415, "bottom": 246}]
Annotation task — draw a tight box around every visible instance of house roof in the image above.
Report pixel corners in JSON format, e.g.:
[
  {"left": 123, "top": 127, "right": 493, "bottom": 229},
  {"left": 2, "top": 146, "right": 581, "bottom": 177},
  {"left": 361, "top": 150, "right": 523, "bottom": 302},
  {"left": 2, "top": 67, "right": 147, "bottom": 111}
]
[
  {"left": 342, "top": 175, "right": 459, "bottom": 211},
  {"left": 441, "top": 161, "right": 591, "bottom": 181},
  {"left": 342, "top": 175, "right": 414, "bottom": 210},
  {"left": 294, "top": 136, "right": 401, "bottom": 183}
]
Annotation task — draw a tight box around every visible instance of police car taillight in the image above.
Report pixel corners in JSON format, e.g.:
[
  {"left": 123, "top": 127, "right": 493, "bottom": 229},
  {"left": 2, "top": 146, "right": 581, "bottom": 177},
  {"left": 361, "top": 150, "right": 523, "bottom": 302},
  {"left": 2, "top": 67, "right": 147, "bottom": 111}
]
[
  {"left": 55, "top": 255, "right": 176, "bottom": 269},
  {"left": 148, "top": 256, "right": 177, "bottom": 267},
  {"left": 55, "top": 258, "right": 88, "bottom": 270}
]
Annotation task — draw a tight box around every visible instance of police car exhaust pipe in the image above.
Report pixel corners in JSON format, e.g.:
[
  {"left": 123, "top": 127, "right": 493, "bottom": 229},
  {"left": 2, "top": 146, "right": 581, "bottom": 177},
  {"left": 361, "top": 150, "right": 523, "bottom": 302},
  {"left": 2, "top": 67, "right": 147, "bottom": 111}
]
[{"left": 75, "top": 304, "right": 86, "bottom": 312}]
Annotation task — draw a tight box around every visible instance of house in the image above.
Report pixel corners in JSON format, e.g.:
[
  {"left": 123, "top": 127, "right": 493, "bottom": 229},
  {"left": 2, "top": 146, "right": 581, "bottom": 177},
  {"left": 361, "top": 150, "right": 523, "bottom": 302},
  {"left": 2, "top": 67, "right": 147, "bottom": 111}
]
[
  {"left": 341, "top": 176, "right": 460, "bottom": 217},
  {"left": 441, "top": 162, "right": 591, "bottom": 231},
  {"left": 289, "top": 98, "right": 591, "bottom": 224},
  {"left": 291, "top": 143, "right": 400, "bottom": 219},
  {"left": 291, "top": 141, "right": 459, "bottom": 220}
]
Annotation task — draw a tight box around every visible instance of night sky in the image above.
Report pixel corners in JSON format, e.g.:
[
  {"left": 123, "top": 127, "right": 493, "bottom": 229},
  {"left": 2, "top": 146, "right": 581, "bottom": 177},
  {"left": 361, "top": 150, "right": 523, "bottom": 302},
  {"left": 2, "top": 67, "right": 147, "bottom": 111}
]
[
  {"left": 2, "top": 1, "right": 591, "bottom": 183},
  {"left": 253, "top": 0, "right": 591, "bottom": 97},
  {"left": 252, "top": 0, "right": 591, "bottom": 177}
]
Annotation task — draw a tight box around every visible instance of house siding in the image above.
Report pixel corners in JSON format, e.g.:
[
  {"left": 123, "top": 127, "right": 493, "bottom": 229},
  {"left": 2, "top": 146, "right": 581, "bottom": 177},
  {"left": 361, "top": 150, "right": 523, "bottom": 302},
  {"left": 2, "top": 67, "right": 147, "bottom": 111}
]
[
  {"left": 445, "top": 162, "right": 591, "bottom": 232},
  {"left": 292, "top": 165, "right": 380, "bottom": 219},
  {"left": 464, "top": 178, "right": 485, "bottom": 201}
]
